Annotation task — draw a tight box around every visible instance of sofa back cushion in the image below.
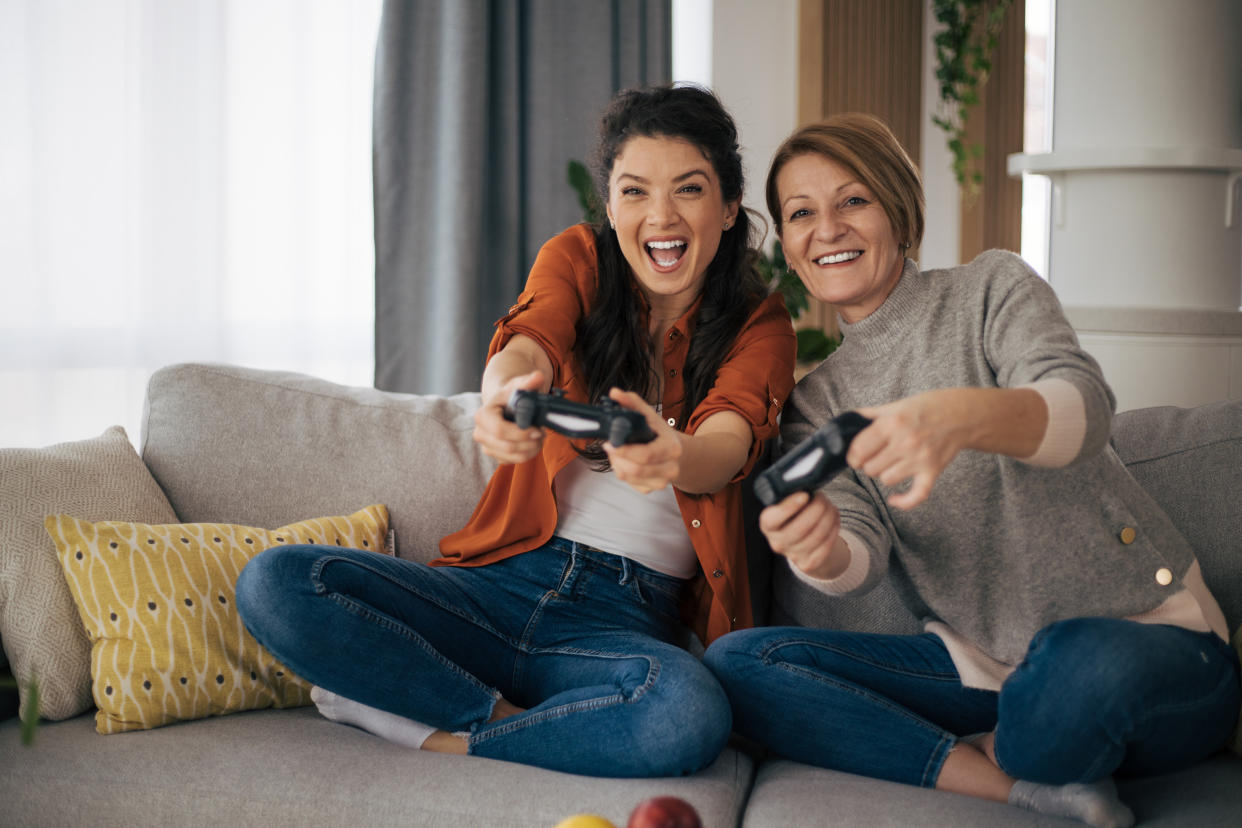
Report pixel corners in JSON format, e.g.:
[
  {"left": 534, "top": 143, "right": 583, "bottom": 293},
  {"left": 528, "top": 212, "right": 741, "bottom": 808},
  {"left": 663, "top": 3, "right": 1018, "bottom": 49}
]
[
  {"left": 141, "top": 363, "right": 496, "bottom": 563},
  {"left": 767, "top": 397, "right": 1242, "bottom": 635}
]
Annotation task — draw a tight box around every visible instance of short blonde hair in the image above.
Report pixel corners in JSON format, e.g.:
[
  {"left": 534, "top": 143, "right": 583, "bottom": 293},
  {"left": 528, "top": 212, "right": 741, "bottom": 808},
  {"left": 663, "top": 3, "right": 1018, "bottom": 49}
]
[{"left": 766, "top": 113, "right": 924, "bottom": 250}]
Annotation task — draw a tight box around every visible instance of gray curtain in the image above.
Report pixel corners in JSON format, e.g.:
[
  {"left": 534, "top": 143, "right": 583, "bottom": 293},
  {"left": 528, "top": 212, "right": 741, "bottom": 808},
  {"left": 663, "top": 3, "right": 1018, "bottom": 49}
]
[{"left": 373, "top": 0, "right": 672, "bottom": 394}]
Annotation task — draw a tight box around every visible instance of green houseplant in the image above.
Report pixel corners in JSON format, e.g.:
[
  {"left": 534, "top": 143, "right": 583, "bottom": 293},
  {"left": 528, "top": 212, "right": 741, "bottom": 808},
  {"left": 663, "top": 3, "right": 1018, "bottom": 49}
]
[
  {"left": 0, "top": 672, "right": 39, "bottom": 746},
  {"left": 930, "top": 0, "right": 1013, "bottom": 192},
  {"left": 567, "top": 160, "right": 839, "bottom": 364}
]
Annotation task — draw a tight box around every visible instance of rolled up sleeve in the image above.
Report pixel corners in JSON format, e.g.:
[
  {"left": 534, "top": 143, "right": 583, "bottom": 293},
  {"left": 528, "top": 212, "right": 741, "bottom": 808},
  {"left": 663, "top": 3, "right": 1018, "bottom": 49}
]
[
  {"left": 488, "top": 225, "right": 597, "bottom": 387},
  {"left": 686, "top": 293, "right": 797, "bottom": 480}
]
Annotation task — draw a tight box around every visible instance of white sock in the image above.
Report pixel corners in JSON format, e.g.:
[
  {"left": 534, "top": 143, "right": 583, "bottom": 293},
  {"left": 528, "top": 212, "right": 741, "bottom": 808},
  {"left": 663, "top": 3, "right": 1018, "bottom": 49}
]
[
  {"left": 1009, "top": 777, "right": 1135, "bottom": 828},
  {"left": 310, "top": 686, "right": 437, "bottom": 750}
]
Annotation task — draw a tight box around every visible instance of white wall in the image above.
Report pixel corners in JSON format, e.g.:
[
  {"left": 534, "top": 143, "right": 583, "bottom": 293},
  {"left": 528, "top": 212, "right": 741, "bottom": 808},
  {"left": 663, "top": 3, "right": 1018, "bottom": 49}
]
[
  {"left": 677, "top": 0, "right": 960, "bottom": 261},
  {"left": 708, "top": 0, "right": 799, "bottom": 246}
]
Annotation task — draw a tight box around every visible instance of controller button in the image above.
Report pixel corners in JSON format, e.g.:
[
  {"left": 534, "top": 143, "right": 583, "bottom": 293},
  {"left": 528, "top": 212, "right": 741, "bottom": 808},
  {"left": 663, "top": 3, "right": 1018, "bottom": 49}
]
[
  {"left": 1118, "top": 527, "right": 1137, "bottom": 545},
  {"left": 691, "top": 519, "right": 701, "bottom": 528},
  {"left": 711, "top": 568, "right": 723, "bottom": 578},
  {"left": 1155, "top": 567, "right": 1173, "bottom": 586},
  {"left": 667, "top": 417, "right": 676, "bottom": 427}
]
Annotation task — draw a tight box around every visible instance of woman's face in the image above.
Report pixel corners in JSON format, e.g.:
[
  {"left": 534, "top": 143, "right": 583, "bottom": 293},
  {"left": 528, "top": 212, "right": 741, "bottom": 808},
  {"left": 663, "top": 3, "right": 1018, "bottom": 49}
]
[
  {"left": 776, "top": 152, "right": 905, "bottom": 324},
  {"left": 606, "top": 135, "right": 739, "bottom": 310}
]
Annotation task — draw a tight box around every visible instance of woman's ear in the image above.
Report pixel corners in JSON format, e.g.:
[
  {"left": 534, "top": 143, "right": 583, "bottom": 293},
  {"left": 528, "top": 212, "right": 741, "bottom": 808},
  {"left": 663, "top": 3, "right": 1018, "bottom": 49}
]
[{"left": 724, "top": 200, "right": 740, "bottom": 230}]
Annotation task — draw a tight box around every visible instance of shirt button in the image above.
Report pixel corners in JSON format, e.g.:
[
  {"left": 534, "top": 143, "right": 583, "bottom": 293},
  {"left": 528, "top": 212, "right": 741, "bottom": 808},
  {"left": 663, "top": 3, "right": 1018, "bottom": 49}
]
[
  {"left": 1155, "top": 567, "right": 1173, "bottom": 586},
  {"left": 691, "top": 519, "right": 701, "bottom": 528},
  {"left": 1119, "top": 527, "right": 1137, "bottom": 545},
  {"left": 667, "top": 417, "right": 676, "bottom": 427},
  {"left": 712, "top": 569, "right": 723, "bottom": 578}
]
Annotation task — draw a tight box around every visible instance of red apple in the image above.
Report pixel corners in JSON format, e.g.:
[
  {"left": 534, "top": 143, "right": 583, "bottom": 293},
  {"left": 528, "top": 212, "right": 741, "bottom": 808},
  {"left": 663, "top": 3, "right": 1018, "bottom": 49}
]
[{"left": 626, "top": 796, "right": 702, "bottom": 828}]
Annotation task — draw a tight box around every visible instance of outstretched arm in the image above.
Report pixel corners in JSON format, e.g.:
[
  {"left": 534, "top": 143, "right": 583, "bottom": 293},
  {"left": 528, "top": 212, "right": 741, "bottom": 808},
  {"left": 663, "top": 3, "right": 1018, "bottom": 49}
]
[
  {"left": 472, "top": 334, "right": 555, "bottom": 465},
  {"left": 603, "top": 390, "right": 752, "bottom": 495},
  {"left": 852, "top": 386, "right": 1048, "bottom": 510}
]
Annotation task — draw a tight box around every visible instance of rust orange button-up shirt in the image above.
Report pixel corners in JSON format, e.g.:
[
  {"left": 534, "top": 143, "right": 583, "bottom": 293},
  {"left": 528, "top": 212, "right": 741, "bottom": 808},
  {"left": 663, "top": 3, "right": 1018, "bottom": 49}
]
[{"left": 436, "top": 224, "right": 796, "bottom": 645}]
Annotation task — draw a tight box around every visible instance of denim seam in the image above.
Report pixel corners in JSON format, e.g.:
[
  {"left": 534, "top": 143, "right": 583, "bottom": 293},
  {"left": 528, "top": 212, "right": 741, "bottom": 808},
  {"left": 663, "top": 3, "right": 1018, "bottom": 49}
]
[
  {"left": 1080, "top": 659, "right": 1241, "bottom": 781},
  {"left": 511, "top": 590, "right": 558, "bottom": 691},
  {"left": 310, "top": 554, "right": 513, "bottom": 644},
  {"left": 921, "top": 733, "right": 957, "bottom": 788},
  {"left": 761, "top": 638, "right": 960, "bottom": 683},
  {"left": 309, "top": 554, "right": 504, "bottom": 700},
  {"left": 324, "top": 591, "right": 496, "bottom": 698},
  {"left": 771, "top": 660, "right": 956, "bottom": 787},
  {"left": 470, "top": 648, "right": 661, "bottom": 746}
]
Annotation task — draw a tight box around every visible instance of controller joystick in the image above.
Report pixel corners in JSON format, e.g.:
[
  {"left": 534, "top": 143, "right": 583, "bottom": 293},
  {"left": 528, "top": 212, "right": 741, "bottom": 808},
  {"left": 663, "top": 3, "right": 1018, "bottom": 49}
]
[
  {"left": 505, "top": 389, "right": 657, "bottom": 447},
  {"left": 753, "top": 411, "right": 871, "bottom": 506}
]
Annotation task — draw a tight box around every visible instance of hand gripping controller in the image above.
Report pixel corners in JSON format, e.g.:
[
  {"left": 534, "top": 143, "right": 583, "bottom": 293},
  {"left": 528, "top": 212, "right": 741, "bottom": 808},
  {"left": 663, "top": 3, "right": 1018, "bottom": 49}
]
[
  {"left": 505, "top": 389, "right": 657, "bottom": 447},
  {"left": 753, "top": 411, "right": 872, "bottom": 506}
]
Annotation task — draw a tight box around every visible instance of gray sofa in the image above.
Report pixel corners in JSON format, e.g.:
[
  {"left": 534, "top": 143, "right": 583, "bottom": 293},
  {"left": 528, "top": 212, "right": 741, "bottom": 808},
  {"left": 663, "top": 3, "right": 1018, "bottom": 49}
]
[{"left": 2, "top": 362, "right": 1239, "bottom": 827}]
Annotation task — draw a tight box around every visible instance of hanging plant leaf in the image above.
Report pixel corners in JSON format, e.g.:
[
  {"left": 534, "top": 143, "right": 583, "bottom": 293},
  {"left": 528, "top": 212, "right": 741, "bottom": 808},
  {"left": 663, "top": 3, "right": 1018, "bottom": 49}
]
[
  {"left": 567, "top": 159, "right": 605, "bottom": 226},
  {"left": 930, "top": 0, "right": 1013, "bottom": 193}
]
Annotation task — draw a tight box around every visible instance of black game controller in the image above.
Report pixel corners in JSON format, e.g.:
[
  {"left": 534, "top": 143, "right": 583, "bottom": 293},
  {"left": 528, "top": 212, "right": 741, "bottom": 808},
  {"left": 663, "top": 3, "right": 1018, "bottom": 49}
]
[
  {"left": 753, "top": 411, "right": 872, "bottom": 506},
  {"left": 505, "top": 388, "right": 657, "bottom": 447}
]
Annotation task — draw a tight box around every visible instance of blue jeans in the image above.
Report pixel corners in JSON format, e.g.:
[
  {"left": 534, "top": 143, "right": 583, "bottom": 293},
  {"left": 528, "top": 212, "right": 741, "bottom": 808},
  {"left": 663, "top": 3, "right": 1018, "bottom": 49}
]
[
  {"left": 703, "top": 618, "right": 1239, "bottom": 787},
  {"left": 234, "top": 538, "right": 731, "bottom": 778}
]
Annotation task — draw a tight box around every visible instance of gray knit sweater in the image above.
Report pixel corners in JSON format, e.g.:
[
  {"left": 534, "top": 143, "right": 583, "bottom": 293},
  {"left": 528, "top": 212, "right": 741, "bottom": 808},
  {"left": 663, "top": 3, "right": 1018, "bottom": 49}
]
[{"left": 785, "top": 251, "right": 1225, "bottom": 680}]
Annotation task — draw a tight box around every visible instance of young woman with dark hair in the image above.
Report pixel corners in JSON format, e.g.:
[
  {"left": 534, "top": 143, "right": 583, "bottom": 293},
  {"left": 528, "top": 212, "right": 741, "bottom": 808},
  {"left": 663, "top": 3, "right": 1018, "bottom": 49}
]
[{"left": 235, "top": 84, "right": 796, "bottom": 778}]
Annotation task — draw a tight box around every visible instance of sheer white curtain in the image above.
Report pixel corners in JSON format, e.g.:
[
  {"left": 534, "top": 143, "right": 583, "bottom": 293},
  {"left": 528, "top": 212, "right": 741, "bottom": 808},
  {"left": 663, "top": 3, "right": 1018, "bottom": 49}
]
[{"left": 0, "top": 0, "right": 382, "bottom": 448}]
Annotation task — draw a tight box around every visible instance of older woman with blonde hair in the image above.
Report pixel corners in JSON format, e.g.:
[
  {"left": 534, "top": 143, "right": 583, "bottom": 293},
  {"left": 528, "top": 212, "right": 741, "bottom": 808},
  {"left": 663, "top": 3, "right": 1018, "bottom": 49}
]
[{"left": 703, "top": 114, "right": 1238, "bottom": 827}]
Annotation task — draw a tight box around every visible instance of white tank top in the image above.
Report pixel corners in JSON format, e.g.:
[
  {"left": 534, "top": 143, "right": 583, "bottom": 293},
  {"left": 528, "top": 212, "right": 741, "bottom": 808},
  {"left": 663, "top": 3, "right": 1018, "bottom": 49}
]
[{"left": 553, "top": 456, "right": 698, "bottom": 579}]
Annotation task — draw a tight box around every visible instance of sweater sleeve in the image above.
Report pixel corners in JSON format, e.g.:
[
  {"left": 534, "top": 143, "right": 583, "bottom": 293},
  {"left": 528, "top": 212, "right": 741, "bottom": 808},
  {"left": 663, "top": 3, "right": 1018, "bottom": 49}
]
[
  {"left": 1017, "top": 377, "right": 1087, "bottom": 467},
  {"left": 977, "top": 251, "right": 1116, "bottom": 463},
  {"left": 779, "top": 375, "right": 891, "bottom": 596}
]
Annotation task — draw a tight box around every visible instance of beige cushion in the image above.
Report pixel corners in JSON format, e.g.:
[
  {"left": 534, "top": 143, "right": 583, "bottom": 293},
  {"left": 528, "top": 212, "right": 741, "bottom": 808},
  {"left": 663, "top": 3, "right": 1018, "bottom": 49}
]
[{"left": 0, "top": 427, "right": 177, "bottom": 720}]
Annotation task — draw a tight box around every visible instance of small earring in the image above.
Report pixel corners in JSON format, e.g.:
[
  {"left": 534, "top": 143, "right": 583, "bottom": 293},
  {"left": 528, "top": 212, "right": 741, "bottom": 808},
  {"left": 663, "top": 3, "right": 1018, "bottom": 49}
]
[
  {"left": 723, "top": 221, "right": 731, "bottom": 230},
  {"left": 609, "top": 219, "right": 615, "bottom": 230}
]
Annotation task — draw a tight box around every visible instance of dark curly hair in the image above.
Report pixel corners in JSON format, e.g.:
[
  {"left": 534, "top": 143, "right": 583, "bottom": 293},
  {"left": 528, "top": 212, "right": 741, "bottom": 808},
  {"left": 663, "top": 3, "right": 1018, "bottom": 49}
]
[{"left": 575, "top": 84, "right": 769, "bottom": 467}]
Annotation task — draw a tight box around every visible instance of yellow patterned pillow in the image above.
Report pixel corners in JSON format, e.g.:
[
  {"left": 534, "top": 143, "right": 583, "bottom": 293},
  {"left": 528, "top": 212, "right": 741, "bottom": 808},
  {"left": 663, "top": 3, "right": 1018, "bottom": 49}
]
[{"left": 45, "top": 505, "right": 389, "bottom": 734}]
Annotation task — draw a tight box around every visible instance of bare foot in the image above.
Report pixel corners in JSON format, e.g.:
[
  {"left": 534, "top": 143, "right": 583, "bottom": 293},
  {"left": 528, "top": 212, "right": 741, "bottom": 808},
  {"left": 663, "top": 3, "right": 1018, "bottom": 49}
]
[{"left": 421, "top": 696, "right": 527, "bottom": 755}]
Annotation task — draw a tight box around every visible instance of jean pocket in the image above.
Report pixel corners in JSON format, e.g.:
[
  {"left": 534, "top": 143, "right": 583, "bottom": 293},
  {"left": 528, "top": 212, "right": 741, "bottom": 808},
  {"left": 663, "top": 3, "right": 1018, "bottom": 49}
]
[{"left": 629, "top": 573, "right": 684, "bottom": 621}]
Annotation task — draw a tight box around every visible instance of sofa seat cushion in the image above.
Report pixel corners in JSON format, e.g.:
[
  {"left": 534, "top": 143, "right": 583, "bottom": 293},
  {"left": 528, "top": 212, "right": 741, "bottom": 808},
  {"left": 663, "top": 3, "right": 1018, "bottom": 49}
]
[
  {"left": 742, "top": 755, "right": 1242, "bottom": 827},
  {"left": 0, "top": 707, "right": 755, "bottom": 828},
  {"left": 141, "top": 363, "right": 496, "bottom": 563}
]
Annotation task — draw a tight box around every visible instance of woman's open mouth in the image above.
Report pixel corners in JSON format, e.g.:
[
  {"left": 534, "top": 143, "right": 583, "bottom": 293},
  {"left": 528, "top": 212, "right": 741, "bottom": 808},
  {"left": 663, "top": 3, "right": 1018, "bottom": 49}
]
[{"left": 646, "top": 239, "right": 687, "bottom": 271}]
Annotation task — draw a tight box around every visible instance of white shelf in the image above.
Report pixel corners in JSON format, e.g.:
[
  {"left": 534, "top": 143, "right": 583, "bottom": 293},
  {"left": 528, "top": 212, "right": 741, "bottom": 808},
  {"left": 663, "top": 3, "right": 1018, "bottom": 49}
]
[
  {"left": 1008, "top": 147, "right": 1242, "bottom": 176},
  {"left": 1008, "top": 147, "right": 1242, "bottom": 227}
]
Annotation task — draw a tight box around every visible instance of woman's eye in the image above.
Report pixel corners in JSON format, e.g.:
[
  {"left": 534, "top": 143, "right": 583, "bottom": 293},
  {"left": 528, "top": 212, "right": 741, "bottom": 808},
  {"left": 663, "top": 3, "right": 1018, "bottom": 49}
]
[
  {"left": 678, "top": 184, "right": 703, "bottom": 194},
  {"left": 788, "top": 208, "right": 810, "bottom": 222},
  {"left": 844, "top": 196, "right": 868, "bottom": 207},
  {"left": 621, "top": 186, "right": 644, "bottom": 197}
]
